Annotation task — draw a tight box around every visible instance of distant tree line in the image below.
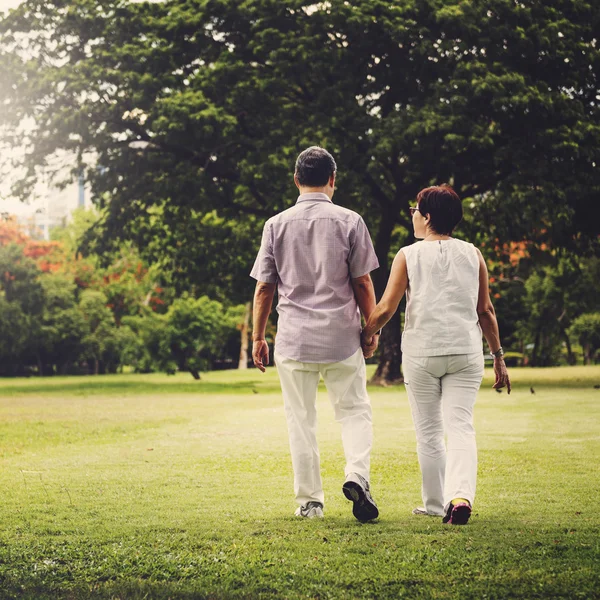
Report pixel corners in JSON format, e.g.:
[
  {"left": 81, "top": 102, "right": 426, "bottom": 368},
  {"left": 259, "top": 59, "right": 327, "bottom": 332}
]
[
  {"left": 1, "top": 0, "right": 599, "bottom": 378},
  {"left": 478, "top": 237, "right": 600, "bottom": 366},
  {"left": 0, "top": 211, "right": 597, "bottom": 378},
  {"left": 0, "top": 213, "right": 246, "bottom": 378}
]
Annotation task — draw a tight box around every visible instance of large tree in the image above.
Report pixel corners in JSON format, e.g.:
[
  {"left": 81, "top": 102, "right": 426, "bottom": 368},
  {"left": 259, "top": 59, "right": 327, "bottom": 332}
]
[{"left": 1, "top": 0, "right": 598, "bottom": 382}]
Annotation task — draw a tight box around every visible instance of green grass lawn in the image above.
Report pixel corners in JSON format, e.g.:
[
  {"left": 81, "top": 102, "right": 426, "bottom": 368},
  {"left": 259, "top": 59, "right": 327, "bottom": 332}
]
[{"left": 0, "top": 365, "right": 599, "bottom": 599}]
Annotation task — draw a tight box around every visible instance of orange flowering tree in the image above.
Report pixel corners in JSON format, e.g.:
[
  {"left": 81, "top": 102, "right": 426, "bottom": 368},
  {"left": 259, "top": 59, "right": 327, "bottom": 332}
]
[
  {"left": 0, "top": 215, "right": 245, "bottom": 376},
  {"left": 473, "top": 227, "right": 600, "bottom": 365}
]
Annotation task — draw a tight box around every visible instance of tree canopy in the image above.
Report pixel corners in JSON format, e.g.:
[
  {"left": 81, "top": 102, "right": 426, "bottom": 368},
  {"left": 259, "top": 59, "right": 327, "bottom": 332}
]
[{"left": 1, "top": 0, "right": 599, "bottom": 380}]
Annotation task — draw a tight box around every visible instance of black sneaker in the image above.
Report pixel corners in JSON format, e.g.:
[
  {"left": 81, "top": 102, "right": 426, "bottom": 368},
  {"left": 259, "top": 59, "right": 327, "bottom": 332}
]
[
  {"left": 442, "top": 501, "right": 472, "bottom": 525},
  {"left": 342, "top": 473, "right": 379, "bottom": 522},
  {"left": 294, "top": 501, "right": 324, "bottom": 518}
]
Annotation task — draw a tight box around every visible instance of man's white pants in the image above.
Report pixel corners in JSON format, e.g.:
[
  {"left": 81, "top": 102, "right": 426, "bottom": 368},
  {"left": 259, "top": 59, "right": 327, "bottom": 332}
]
[
  {"left": 274, "top": 347, "right": 372, "bottom": 507},
  {"left": 402, "top": 353, "right": 484, "bottom": 516}
]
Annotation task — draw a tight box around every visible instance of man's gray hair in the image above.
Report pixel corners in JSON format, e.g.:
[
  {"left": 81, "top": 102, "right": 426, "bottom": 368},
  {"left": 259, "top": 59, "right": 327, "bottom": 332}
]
[{"left": 295, "top": 146, "right": 337, "bottom": 187}]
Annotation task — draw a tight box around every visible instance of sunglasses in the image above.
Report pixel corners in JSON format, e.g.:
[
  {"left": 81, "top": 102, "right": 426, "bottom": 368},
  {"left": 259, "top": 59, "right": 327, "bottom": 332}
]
[{"left": 409, "top": 206, "right": 421, "bottom": 216}]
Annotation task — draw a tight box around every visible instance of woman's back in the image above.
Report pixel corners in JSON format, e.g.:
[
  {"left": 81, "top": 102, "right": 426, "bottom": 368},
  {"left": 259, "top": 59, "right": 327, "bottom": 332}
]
[{"left": 401, "top": 238, "right": 482, "bottom": 357}]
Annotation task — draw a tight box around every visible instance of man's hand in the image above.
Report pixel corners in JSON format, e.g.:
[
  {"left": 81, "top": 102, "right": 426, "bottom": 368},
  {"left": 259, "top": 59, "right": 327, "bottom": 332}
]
[
  {"left": 492, "top": 357, "right": 511, "bottom": 394},
  {"left": 251, "top": 280, "right": 276, "bottom": 373},
  {"left": 252, "top": 339, "right": 270, "bottom": 373},
  {"left": 361, "top": 332, "right": 379, "bottom": 359}
]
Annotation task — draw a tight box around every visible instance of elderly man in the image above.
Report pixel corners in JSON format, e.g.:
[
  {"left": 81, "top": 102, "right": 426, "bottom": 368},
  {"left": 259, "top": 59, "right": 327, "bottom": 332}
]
[{"left": 250, "top": 146, "right": 380, "bottom": 522}]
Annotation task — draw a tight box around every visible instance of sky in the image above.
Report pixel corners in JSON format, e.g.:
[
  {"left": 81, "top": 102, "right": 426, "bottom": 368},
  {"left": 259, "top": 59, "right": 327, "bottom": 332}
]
[
  {"left": 0, "top": 0, "right": 21, "bottom": 12},
  {"left": 1, "top": 1, "right": 30, "bottom": 209}
]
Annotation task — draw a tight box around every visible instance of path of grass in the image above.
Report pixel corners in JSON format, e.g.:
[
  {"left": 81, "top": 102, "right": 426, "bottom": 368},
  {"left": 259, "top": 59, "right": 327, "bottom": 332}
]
[{"left": 0, "top": 366, "right": 599, "bottom": 599}]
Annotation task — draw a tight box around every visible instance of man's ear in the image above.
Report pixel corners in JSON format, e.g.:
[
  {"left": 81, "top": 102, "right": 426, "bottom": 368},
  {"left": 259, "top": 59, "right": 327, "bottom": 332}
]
[
  {"left": 329, "top": 173, "right": 336, "bottom": 187},
  {"left": 294, "top": 173, "right": 300, "bottom": 189}
]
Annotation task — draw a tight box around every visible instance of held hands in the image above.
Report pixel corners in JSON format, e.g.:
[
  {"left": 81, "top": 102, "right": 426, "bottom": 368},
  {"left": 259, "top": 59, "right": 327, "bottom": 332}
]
[
  {"left": 252, "top": 339, "right": 270, "bottom": 373},
  {"left": 361, "top": 331, "right": 380, "bottom": 359},
  {"left": 492, "top": 356, "right": 511, "bottom": 394}
]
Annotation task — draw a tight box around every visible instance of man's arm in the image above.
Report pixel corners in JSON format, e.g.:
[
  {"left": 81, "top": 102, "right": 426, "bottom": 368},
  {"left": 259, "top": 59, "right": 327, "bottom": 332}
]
[
  {"left": 351, "top": 273, "right": 377, "bottom": 321},
  {"left": 251, "top": 280, "right": 276, "bottom": 372}
]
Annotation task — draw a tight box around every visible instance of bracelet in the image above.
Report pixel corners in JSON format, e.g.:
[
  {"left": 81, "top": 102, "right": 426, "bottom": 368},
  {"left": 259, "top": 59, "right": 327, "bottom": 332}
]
[{"left": 490, "top": 347, "right": 504, "bottom": 360}]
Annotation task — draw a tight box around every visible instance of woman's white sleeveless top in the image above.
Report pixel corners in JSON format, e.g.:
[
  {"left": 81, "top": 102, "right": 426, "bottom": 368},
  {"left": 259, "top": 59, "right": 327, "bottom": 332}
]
[{"left": 401, "top": 238, "right": 483, "bottom": 357}]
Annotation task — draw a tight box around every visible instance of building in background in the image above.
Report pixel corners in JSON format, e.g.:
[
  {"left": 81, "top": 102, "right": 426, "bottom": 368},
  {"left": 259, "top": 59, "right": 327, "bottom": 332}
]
[{"left": 0, "top": 151, "right": 93, "bottom": 239}]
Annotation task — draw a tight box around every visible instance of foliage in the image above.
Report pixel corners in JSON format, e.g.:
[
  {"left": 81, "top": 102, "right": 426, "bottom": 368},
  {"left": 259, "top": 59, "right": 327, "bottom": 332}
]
[
  {"left": 78, "top": 289, "right": 120, "bottom": 374},
  {"left": 124, "top": 296, "right": 246, "bottom": 378},
  {"left": 165, "top": 295, "right": 221, "bottom": 378},
  {"left": 0, "top": 218, "right": 244, "bottom": 376},
  {"left": 138, "top": 209, "right": 261, "bottom": 303},
  {"left": 95, "top": 245, "right": 165, "bottom": 323},
  {"left": 0, "top": 217, "right": 64, "bottom": 271},
  {"left": 2, "top": 0, "right": 599, "bottom": 381},
  {"left": 569, "top": 313, "right": 600, "bottom": 365},
  {"left": 122, "top": 311, "right": 175, "bottom": 374},
  {"left": 38, "top": 274, "right": 87, "bottom": 375},
  {"left": 0, "top": 295, "right": 32, "bottom": 374},
  {"left": 515, "top": 254, "right": 600, "bottom": 366},
  {"left": 0, "top": 243, "right": 44, "bottom": 313},
  {"left": 0, "top": 244, "right": 44, "bottom": 374},
  {"left": 49, "top": 207, "right": 100, "bottom": 256}
]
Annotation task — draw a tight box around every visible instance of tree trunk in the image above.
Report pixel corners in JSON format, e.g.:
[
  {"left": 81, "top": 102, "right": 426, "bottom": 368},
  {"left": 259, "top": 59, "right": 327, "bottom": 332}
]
[
  {"left": 370, "top": 308, "right": 404, "bottom": 386},
  {"left": 36, "top": 352, "right": 44, "bottom": 376},
  {"left": 583, "top": 343, "right": 591, "bottom": 365},
  {"left": 190, "top": 369, "right": 201, "bottom": 380},
  {"left": 370, "top": 207, "right": 405, "bottom": 385},
  {"left": 531, "top": 326, "right": 542, "bottom": 367},
  {"left": 560, "top": 326, "right": 576, "bottom": 365},
  {"left": 520, "top": 339, "right": 528, "bottom": 366},
  {"left": 94, "top": 358, "right": 99, "bottom": 375},
  {"left": 238, "top": 301, "right": 251, "bottom": 369}
]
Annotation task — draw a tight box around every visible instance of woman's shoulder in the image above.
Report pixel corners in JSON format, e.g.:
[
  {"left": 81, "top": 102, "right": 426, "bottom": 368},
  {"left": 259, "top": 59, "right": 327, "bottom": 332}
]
[
  {"left": 400, "top": 240, "right": 425, "bottom": 251},
  {"left": 400, "top": 238, "right": 480, "bottom": 255},
  {"left": 449, "top": 239, "right": 482, "bottom": 267},
  {"left": 451, "top": 238, "right": 480, "bottom": 252},
  {"left": 450, "top": 237, "right": 474, "bottom": 247},
  {"left": 399, "top": 242, "right": 419, "bottom": 259}
]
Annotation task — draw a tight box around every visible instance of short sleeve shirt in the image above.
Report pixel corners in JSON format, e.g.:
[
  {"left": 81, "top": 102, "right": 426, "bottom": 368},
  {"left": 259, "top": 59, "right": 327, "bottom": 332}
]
[{"left": 250, "top": 193, "right": 379, "bottom": 363}]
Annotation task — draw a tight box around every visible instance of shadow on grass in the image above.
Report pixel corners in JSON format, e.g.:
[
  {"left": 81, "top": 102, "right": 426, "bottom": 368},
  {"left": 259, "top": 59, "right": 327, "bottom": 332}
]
[
  {"left": 0, "top": 581, "right": 237, "bottom": 600},
  {"left": 0, "top": 380, "right": 282, "bottom": 397}
]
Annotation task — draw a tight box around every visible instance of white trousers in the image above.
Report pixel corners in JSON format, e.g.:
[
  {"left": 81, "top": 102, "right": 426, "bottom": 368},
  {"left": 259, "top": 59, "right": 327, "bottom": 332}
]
[
  {"left": 402, "top": 353, "right": 484, "bottom": 515},
  {"left": 274, "top": 348, "right": 372, "bottom": 507}
]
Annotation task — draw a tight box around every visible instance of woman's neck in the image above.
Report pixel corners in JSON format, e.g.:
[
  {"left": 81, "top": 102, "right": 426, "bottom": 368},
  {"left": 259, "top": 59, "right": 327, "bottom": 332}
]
[{"left": 422, "top": 231, "right": 452, "bottom": 242}]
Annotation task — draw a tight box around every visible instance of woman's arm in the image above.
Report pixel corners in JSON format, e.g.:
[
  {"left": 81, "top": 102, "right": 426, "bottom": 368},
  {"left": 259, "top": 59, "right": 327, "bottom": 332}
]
[
  {"left": 476, "top": 249, "right": 502, "bottom": 352},
  {"left": 362, "top": 250, "right": 408, "bottom": 340},
  {"left": 476, "top": 248, "right": 511, "bottom": 393}
]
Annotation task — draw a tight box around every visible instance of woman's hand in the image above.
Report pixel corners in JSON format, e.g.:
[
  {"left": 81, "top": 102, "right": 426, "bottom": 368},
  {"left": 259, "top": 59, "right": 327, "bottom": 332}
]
[{"left": 492, "top": 357, "right": 511, "bottom": 394}]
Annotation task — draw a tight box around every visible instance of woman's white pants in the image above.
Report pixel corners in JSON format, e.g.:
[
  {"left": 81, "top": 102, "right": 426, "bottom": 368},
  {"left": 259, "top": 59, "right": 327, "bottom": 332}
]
[
  {"left": 274, "top": 348, "right": 372, "bottom": 507},
  {"left": 402, "top": 353, "right": 484, "bottom": 515}
]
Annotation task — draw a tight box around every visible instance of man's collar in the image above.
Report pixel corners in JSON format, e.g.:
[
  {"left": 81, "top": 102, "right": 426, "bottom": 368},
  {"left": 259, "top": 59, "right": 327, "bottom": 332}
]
[{"left": 296, "top": 192, "right": 332, "bottom": 204}]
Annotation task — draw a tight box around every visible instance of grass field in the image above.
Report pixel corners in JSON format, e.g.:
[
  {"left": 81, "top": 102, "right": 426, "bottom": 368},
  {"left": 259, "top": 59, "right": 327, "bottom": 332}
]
[{"left": 0, "top": 365, "right": 599, "bottom": 599}]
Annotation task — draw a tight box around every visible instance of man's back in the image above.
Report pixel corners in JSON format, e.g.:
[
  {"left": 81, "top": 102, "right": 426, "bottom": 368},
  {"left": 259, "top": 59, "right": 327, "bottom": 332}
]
[
  {"left": 249, "top": 146, "right": 380, "bottom": 523},
  {"left": 251, "top": 192, "right": 378, "bottom": 363}
]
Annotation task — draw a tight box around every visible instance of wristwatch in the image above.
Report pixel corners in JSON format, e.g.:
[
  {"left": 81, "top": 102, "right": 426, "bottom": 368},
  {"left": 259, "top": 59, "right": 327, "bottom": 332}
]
[{"left": 490, "top": 347, "right": 504, "bottom": 360}]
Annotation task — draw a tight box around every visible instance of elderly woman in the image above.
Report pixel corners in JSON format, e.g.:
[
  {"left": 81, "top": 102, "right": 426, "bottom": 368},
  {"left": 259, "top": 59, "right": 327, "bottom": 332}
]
[{"left": 362, "top": 185, "right": 510, "bottom": 525}]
